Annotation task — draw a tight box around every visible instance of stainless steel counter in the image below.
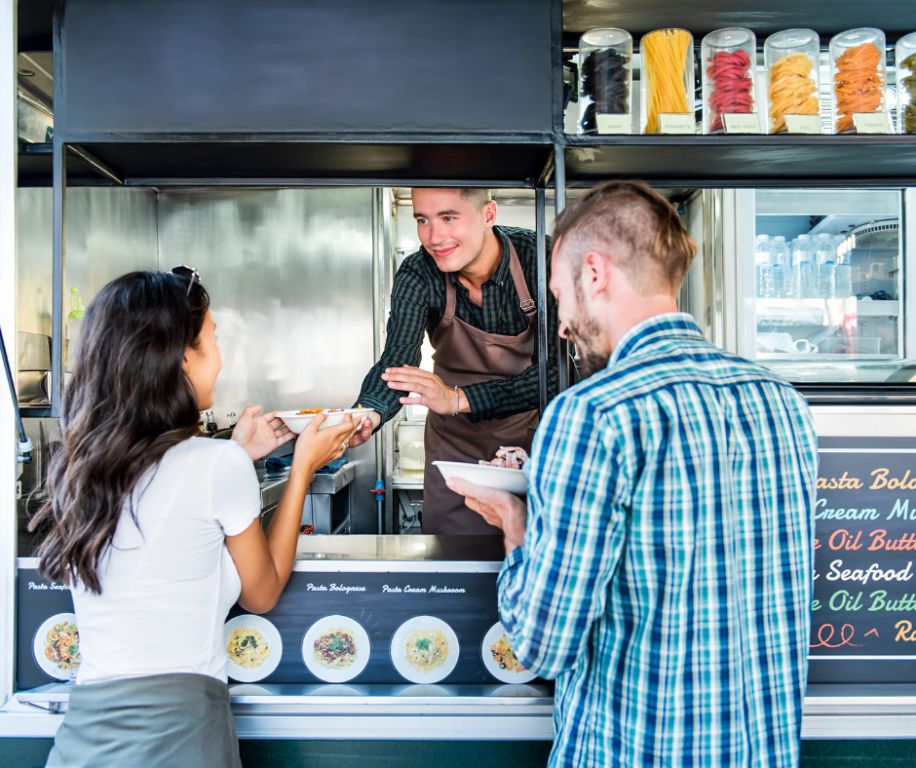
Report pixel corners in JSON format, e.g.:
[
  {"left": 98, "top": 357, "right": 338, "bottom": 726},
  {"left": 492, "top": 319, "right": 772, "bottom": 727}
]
[
  {"left": 8, "top": 682, "right": 916, "bottom": 740},
  {"left": 295, "top": 535, "right": 505, "bottom": 562}
]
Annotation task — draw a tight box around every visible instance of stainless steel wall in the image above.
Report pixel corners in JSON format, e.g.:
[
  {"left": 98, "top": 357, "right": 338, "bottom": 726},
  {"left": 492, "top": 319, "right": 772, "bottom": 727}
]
[
  {"left": 16, "top": 187, "right": 159, "bottom": 336},
  {"left": 156, "top": 188, "right": 380, "bottom": 531}
]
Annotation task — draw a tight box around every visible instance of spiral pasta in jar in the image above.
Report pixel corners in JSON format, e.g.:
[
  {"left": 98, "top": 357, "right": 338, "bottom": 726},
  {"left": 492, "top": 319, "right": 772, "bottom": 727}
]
[
  {"left": 829, "top": 28, "right": 887, "bottom": 134},
  {"left": 640, "top": 28, "right": 695, "bottom": 134},
  {"left": 764, "top": 29, "right": 821, "bottom": 134},
  {"left": 701, "top": 28, "right": 758, "bottom": 134},
  {"left": 578, "top": 28, "right": 633, "bottom": 134}
]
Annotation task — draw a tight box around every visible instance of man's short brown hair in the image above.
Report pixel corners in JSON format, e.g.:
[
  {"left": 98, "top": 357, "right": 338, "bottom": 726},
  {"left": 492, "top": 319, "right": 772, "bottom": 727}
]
[
  {"left": 459, "top": 188, "right": 493, "bottom": 208},
  {"left": 552, "top": 181, "right": 696, "bottom": 295}
]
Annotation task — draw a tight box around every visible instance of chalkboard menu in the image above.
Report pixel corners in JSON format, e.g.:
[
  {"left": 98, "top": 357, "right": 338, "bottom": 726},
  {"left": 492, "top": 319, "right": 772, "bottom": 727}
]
[{"left": 809, "top": 436, "right": 916, "bottom": 683}]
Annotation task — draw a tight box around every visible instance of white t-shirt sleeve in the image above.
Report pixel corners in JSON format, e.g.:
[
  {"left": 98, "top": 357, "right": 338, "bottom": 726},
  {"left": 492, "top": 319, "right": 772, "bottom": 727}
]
[{"left": 211, "top": 441, "right": 261, "bottom": 536}]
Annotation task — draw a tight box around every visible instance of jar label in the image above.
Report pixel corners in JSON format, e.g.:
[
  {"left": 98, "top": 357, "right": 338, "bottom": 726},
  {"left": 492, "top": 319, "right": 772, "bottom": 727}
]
[
  {"left": 659, "top": 114, "right": 696, "bottom": 134},
  {"left": 723, "top": 114, "right": 761, "bottom": 134},
  {"left": 596, "top": 114, "right": 632, "bottom": 134},
  {"left": 785, "top": 115, "right": 822, "bottom": 134},
  {"left": 853, "top": 112, "right": 891, "bottom": 134}
]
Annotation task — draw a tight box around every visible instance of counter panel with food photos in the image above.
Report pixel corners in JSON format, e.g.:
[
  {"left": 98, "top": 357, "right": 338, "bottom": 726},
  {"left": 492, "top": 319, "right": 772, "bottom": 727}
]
[{"left": 15, "top": 562, "right": 538, "bottom": 690}]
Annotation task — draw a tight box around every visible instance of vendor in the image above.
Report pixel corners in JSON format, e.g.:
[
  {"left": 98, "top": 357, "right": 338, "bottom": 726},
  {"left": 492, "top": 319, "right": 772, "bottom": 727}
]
[{"left": 350, "top": 188, "right": 558, "bottom": 534}]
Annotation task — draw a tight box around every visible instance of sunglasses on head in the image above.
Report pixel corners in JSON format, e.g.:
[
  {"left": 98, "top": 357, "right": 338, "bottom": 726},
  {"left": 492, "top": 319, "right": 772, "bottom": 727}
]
[{"left": 170, "top": 265, "right": 201, "bottom": 297}]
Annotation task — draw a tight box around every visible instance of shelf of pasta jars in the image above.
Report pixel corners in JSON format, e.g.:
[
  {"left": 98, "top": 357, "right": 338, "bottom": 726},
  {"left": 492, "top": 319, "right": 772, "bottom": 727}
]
[{"left": 563, "top": 23, "right": 916, "bottom": 185}]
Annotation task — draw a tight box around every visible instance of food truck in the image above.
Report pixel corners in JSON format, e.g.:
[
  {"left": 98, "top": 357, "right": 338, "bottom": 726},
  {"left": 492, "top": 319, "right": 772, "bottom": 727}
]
[{"left": 2, "top": 1, "right": 916, "bottom": 764}]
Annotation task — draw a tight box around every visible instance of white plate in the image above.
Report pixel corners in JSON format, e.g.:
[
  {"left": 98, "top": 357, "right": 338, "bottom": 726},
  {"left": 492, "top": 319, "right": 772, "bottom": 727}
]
[
  {"left": 481, "top": 622, "right": 537, "bottom": 684},
  {"left": 434, "top": 461, "right": 527, "bottom": 494},
  {"left": 302, "top": 615, "right": 371, "bottom": 683},
  {"left": 390, "top": 616, "right": 460, "bottom": 684},
  {"left": 33, "top": 613, "right": 81, "bottom": 680},
  {"left": 277, "top": 408, "right": 375, "bottom": 435},
  {"left": 224, "top": 615, "right": 283, "bottom": 683}
]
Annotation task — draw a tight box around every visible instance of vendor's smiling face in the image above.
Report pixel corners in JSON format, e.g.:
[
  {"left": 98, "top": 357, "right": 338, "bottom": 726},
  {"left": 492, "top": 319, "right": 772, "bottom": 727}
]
[{"left": 412, "top": 188, "right": 496, "bottom": 274}]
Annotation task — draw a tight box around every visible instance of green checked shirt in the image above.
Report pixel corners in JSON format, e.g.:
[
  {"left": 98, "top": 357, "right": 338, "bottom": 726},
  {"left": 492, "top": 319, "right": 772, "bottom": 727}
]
[
  {"left": 500, "top": 313, "right": 818, "bottom": 767},
  {"left": 356, "top": 225, "right": 558, "bottom": 424}
]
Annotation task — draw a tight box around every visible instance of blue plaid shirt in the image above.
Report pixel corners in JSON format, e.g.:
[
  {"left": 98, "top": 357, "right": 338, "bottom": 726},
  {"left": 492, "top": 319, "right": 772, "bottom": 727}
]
[{"left": 498, "top": 313, "right": 818, "bottom": 767}]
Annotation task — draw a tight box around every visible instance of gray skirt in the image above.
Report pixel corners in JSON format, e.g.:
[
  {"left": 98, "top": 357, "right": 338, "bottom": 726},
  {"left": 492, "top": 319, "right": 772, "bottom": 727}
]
[{"left": 46, "top": 672, "right": 241, "bottom": 768}]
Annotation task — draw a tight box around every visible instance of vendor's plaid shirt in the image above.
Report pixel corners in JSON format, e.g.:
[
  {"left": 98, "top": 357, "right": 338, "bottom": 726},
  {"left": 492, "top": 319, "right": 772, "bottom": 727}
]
[
  {"left": 356, "top": 226, "right": 558, "bottom": 424},
  {"left": 499, "top": 313, "right": 818, "bottom": 768}
]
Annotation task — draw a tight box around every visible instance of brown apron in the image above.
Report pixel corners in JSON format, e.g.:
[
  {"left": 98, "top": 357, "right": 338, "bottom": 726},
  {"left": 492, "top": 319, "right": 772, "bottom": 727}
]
[{"left": 423, "top": 239, "right": 539, "bottom": 534}]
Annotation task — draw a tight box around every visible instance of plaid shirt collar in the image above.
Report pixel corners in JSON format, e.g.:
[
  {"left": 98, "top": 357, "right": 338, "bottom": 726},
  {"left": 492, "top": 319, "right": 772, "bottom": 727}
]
[{"left": 609, "top": 312, "right": 705, "bottom": 368}]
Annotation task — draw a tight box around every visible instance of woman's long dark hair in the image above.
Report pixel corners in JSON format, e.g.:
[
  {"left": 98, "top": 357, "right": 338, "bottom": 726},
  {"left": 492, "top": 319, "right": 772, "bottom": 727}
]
[{"left": 29, "top": 271, "right": 210, "bottom": 594}]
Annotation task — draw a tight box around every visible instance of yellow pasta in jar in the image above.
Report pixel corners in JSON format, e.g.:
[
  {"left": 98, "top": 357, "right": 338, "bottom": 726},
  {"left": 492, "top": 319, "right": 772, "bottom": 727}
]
[{"left": 642, "top": 28, "right": 694, "bottom": 134}]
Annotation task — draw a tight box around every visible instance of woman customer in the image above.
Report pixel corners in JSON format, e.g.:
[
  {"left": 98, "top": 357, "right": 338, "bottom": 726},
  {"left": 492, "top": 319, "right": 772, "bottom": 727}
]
[{"left": 30, "top": 268, "right": 357, "bottom": 767}]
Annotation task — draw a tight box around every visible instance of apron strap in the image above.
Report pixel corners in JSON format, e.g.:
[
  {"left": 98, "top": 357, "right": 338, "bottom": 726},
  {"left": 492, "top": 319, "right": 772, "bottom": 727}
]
[
  {"left": 443, "top": 270, "right": 458, "bottom": 321},
  {"left": 506, "top": 239, "right": 537, "bottom": 320}
]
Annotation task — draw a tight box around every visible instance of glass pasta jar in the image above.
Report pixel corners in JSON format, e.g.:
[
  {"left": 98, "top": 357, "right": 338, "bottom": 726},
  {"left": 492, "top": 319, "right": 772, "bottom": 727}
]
[
  {"left": 829, "top": 28, "right": 887, "bottom": 134},
  {"left": 640, "top": 28, "right": 695, "bottom": 134},
  {"left": 578, "top": 28, "right": 634, "bottom": 134},
  {"left": 764, "top": 29, "right": 821, "bottom": 134},
  {"left": 701, "top": 28, "right": 758, "bottom": 134},
  {"left": 896, "top": 31, "right": 916, "bottom": 134}
]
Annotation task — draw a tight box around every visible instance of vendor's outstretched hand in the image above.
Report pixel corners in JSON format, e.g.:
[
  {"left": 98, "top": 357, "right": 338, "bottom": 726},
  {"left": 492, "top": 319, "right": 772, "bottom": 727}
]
[
  {"left": 382, "top": 366, "right": 467, "bottom": 416},
  {"left": 348, "top": 410, "right": 381, "bottom": 448}
]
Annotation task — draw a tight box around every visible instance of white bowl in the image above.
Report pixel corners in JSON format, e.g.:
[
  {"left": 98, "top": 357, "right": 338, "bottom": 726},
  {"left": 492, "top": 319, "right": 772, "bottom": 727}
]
[
  {"left": 277, "top": 408, "right": 375, "bottom": 434},
  {"left": 433, "top": 460, "right": 528, "bottom": 495}
]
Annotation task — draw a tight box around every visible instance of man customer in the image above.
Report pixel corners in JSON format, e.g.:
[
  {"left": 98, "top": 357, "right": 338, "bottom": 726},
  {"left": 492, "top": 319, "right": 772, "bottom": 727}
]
[
  {"left": 450, "top": 181, "right": 818, "bottom": 767},
  {"left": 350, "top": 188, "right": 558, "bottom": 534}
]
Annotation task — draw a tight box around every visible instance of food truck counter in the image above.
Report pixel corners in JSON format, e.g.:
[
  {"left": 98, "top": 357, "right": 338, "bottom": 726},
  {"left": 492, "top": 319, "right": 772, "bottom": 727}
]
[{"left": 5, "top": 533, "right": 916, "bottom": 740}]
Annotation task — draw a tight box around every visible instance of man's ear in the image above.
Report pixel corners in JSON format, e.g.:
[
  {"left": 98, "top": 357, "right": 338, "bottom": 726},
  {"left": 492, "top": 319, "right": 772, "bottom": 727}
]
[
  {"left": 582, "top": 250, "right": 612, "bottom": 297},
  {"left": 483, "top": 199, "right": 498, "bottom": 228}
]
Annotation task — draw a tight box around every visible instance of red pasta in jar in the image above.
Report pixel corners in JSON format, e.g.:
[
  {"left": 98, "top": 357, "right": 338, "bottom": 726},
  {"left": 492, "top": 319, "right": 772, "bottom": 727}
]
[{"left": 706, "top": 49, "right": 754, "bottom": 132}]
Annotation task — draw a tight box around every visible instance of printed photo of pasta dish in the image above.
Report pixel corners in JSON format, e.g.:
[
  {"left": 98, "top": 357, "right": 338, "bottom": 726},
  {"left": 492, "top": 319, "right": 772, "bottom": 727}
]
[
  {"left": 313, "top": 629, "right": 358, "bottom": 669},
  {"left": 490, "top": 634, "right": 526, "bottom": 674},
  {"left": 226, "top": 627, "right": 271, "bottom": 669},
  {"left": 405, "top": 629, "right": 449, "bottom": 672},
  {"left": 45, "top": 620, "right": 80, "bottom": 672}
]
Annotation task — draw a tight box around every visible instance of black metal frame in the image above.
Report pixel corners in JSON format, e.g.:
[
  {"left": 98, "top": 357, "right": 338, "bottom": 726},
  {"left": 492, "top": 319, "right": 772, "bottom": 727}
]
[{"left": 42, "top": 0, "right": 916, "bottom": 416}]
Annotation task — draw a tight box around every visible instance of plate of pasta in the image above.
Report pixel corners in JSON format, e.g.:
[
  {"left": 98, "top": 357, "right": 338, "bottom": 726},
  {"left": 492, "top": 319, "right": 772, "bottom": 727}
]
[
  {"left": 481, "top": 622, "right": 537, "bottom": 684},
  {"left": 33, "top": 612, "right": 81, "bottom": 680},
  {"left": 277, "top": 407, "right": 375, "bottom": 435},
  {"left": 302, "top": 615, "right": 371, "bottom": 683},
  {"left": 390, "top": 616, "right": 459, "bottom": 684},
  {"left": 224, "top": 615, "right": 282, "bottom": 682}
]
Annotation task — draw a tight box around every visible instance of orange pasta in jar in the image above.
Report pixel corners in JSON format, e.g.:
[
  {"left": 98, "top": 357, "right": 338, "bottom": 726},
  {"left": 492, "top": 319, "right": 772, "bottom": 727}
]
[{"left": 829, "top": 29, "right": 886, "bottom": 134}]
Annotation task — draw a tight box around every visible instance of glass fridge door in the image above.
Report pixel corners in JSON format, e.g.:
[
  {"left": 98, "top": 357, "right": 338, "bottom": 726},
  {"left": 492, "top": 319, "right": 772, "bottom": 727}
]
[{"left": 736, "top": 188, "right": 916, "bottom": 385}]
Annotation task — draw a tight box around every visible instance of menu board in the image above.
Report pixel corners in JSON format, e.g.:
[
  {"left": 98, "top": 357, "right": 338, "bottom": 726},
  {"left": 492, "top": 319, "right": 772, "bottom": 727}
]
[
  {"left": 809, "top": 437, "right": 916, "bottom": 684},
  {"left": 16, "top": 567, "right": 538, "bottom": 690}
]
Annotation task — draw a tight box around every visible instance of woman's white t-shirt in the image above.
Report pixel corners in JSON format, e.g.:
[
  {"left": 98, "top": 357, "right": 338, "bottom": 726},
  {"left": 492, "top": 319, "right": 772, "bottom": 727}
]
[{"left": 72, "top": 437, "right": 260, "bottom": 684}]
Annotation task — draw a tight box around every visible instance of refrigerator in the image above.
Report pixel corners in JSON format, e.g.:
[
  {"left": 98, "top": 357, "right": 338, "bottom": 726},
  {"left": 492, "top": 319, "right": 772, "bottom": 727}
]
[{"left": 723, "top": 188, "right": 916, "bottom": 388}]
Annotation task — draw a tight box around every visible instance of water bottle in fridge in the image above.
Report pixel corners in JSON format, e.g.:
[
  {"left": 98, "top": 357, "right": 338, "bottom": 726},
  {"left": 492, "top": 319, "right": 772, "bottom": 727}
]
[
  {"left": 815, "top": 233, "right": 836, "bottom": 298},
  {"left": 793, "top": 251, "right": 815, "bottom": 299},
  {"left": 754, "top": 235, "right": 771, "bottom": 298},
  {"left": 770, "top": 236, "right": 790, "bottom": 297},
  {"left": 789, "top": 234, "right": 813, "bottom": 298}
]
